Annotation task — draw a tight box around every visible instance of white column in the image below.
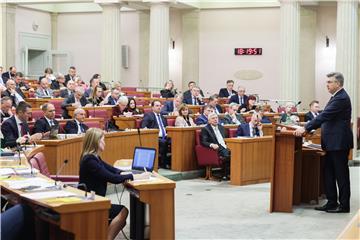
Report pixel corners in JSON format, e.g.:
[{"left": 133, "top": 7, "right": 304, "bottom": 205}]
[
  {"left": 148, "top": 1, "right": 170, "bottom": 90},
  {"left": 97, "top": 0, "right": 122, "bottom": 84},
  {"left": 51, "top": 13, "right": 58, "bottom": 50},
  {"left": 1, "top": 3, "right": 16, "bottom": 68},
  {"left": 336, "top": 0, "right": 358, "bottom": 153},
  {"left": 279, "top": 0, "right": 300, "bottom": 102}
]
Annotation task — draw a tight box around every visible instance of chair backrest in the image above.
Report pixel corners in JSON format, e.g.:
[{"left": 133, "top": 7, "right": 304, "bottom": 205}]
[
  {"left": 135, "top": 119, "right": 142, "bottom": 129},
  {"left": 87, "top": 109, "right": 108, "bottom": 121},
  {"left": 143, "top": 108, "right": 152, "bottom": 114},
  {"left": 277, "top": 106, "right": 297, "bottom": 113},
  {"left": 59, "top": 121, "right": 67, "bottom": 133},
  {"left": 49, "top": 99, "right": 63, "bottom": 117},
  {"left": 31, "top": 110, "right": 43, "bottom": 121},
  {"left": 166, "top": 118, "right": 175, "bottom": 126},
  {"left": 86, "top": 121, "right": 101, "bottom": 129},
  {"left": 122, "top": 87, "right": 137, "bottom": 92},
  {"left": 152, "top": 93, "right": 161, "bottom": 98},
  {"left": 195, "top": 129, "right": 201, "bottom": 146},
  {"left": 129, "top": 93, "right": 145, "bottom": 98},
  {"left": 228, "top": 128, "right": 237, "bottom": 138},
  {"left": 30, "top": 152, "right": 51, "bottom": 178}
]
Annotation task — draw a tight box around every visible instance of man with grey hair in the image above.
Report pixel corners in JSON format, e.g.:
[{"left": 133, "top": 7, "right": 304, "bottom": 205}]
[
  {"left": 61, "top": 86, "right": 90, "bottom": 118},
  {"left": 2, "top": 79, "right": 25, "bottom": 106},
  {"left": 33, "top": 103, "right": 59, "bottom": 136},
  {"left": 161, "top": 94, "right": 183, "bottom": 116},
  {"left": 229, "top": 85, "right": 248, "bottom": 110},
  {"left": 105, "top": 88, "right": 121, "bottom": 105},
  {"left": 35, "top": 77, "right": 54, "bottom": 98},
  {"left": 183, "top": 86, "right": 204, "bottom": 105},
  {"left": 51, "top": 73, "right": 66, "bottom": 90},
  {"left": 64, "top": 108, "right": 89, "bottom": 134},
  {"left": 0, "top": 96, "right": 13, "bottom": 122},
  {"left": 295, "top": 72, "right": 353, "bottom": 213},
  {"left": 223, "top": 102, "right": 245, "bottom": 125}
]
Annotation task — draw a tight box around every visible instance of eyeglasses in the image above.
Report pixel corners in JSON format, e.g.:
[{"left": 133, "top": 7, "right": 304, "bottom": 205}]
[{"left": 327, "top": 80, "right": 337, "bottom": 84}]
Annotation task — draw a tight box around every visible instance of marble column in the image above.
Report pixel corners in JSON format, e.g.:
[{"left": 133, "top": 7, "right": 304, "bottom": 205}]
[
  {"left": 279, "top": 0, "right": 300, "bottom": 102},
  {"left": 139, "top": 10, "right": 150, "bottom": 88},
  {"left": 97, "top": 0, "right": 122, "bottom": 84},
  {"left": 1, "top": 3, "right": 16, "bottom": 68},
  {"left": 336, "top": 0, "right": 358, "bottom": 153},
  {"left": 51, "top": 13, "right": 58, "bottom": 50},
  {"left": 148, "top": 1, "right": 170, "bottom": 90}
]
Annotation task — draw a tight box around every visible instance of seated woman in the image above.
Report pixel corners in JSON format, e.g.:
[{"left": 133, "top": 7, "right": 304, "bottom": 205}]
[
  {"left": 126, "top": 97, "right": 142, "bottom": 115},
  {"left": 79, "top": 128, "right": 149, "bottom": 240},
  {"left": 241, "top": 95, "right": 257, "bottom": 113},
  {"left": 160, "top": 80, "right": 177, "bottom": 98},
  {"left": 280, "top": 102, "right": 299, "bottom": 125},
  {"left": 175, "top": 104, "right": 195, "bottom": 127},
  {"left": 88, "top": 85, "right": 105, "bottom": 106}
]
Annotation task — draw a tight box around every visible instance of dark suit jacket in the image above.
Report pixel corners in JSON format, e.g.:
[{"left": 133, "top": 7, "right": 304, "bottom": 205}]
[
  {"left": 141, "top": 112, "right": 168, "bottom": 129},
  {"left": 160, "top": 101, "right": 174, "bottom": 115},
  {"left": 64, "top": 120, "right": 89, "bottom": 134},
  {"left": 160, "top": 89, "right": 175, "bottom": 98},
  {"left": 1, "top": 116, "right": 30, "bottom": 148},
  {"left": 218, "top": 88, "right": 237, "bottom": 98},
  {"left": 236, "top": 123, "right": 261, "bottom": 137},
  {"left": 1, "top": 72, "right": 14, "bottom": 84},
  {"left": 183, "top": 95, "right": 204, "bottom": 105},
  {"left": 0, "top": 111, "right": 11, "bottom": 123},
  {"left": 183, "top": 89, "right": 204, "bottom": 100},
  {"left": 61, "top": 94, "right": 89, "bottom": 119},
  {"left": 2, "top": 89, "right": 26, "bottom": 106},
  {"left": 304, "top": 111, "right": 321, "bottom": 122},
  {"left": 214, "top": 104, "right": 223, "bottom": 114},
  {"left": 229, "top": 94, "right": 248, "bottom": 109},
  {"left": 60, "top": 89, "right": 73, "bottom": 98},
  {"left": 200, "top": 124, "right": 227, "bottom": 148},
  {"left": 33, "top": 117, "right": 59, "bottom": 134},
  {"left": 195, "top": 114, "right": 208, "bottom": 125},
  {"left": 305, "top": 88, "right": 353, "bottom": 151},
  {"left": 79, "top": 154, "right": 133, "bottom": 197},
  {"left": 106, "top": 96, "right": 118, "bottom": 105},
  {"left": 222, "top": 113, "right": 245, "bottom": 125},
  {"left": 50, "top": 81, "right": 66, "bottom": 90},
  {"left": 64, "top": 74, "right": 74, "bottom": 85}
]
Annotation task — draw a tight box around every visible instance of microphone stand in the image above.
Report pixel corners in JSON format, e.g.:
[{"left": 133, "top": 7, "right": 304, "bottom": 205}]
[
  {"left": 137, "top": 128, "right": 142, "bottom": 147},
  {"left": 54, "top": 159, "right": 69, "bottom": 188}
]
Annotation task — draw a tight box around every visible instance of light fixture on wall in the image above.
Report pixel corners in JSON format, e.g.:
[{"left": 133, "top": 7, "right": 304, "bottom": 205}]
[
  {"left": 32, "top": 21, "right": 39, "bottom": 32},
  {"left": 326, "top": 36, "right": 329, "bottom": 47},
  {"left": 170, "top": 38, "right": 175, "bottom": 49}
]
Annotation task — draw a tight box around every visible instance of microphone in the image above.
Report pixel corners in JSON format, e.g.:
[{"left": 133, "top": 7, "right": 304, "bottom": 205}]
[
  {"left": 137, "top": 128, "right": 142, "bottom": 146},
  {"left": 55, "top": 159, "right": 69, "bottom": 187},
  {"left": 295, "top": 101, "right": 302, "bottom": 107}
]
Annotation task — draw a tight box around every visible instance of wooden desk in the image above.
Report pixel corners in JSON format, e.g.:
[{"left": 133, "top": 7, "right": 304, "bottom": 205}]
[
  {"left": 27, "top": 98, "right": 64, "bottom": 108},
  {"left": 188, "top": 105, "right": 202, "bottom": 114},
  {"left": 66, "top": 106, "right": 114, "bottom": 118},
  {"left": 124, "top": 91, "right": 151, "bottom": 98},
  {"left": 38, "top": 129, "right": 159, "bottom": 175},
  {"left": 225, "top": 136, "right": 274, "bottom": 185},
  {"left": 113, "top": 116, "right": 142, "bottom": 129}
]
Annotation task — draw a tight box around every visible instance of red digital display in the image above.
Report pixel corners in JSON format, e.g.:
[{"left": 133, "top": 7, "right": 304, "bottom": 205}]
[{"left": 234, "top": 48, "right": 262, "bottom": 55}]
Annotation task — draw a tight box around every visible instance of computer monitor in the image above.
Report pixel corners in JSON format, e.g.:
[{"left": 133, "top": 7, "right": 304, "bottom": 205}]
[{"left": 132, "top": 147, "right": 156, "bottom": 172}]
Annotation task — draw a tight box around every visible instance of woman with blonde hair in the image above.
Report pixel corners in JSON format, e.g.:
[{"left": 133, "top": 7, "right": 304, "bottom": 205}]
[
  {"left": 79, "top": 128, "right": 149, "bottom": 240},
  {"left": 175, "top": 104, "right": 195, "bottom": 127},
  {"left": 88, "top": 85, "right": 105, "bottom": 106}
]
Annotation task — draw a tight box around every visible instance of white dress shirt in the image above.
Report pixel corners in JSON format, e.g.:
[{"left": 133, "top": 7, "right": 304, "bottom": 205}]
[{"left": 211, "top": 125, "right": 227, "bottom": 148}]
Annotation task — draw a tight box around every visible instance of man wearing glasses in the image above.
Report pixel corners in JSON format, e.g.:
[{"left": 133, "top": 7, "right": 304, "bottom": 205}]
[{"left": 295, "top": 72, "right": 353, "bottom": 213}]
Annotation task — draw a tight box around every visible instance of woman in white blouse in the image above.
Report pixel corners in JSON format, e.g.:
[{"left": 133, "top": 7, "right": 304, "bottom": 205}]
[{"left": 175, "top": 104, "right": 196, "bottom": 127}]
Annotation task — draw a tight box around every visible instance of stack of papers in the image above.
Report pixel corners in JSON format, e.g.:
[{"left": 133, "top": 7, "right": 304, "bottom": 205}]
[
  {"left": 21, "top": 190, "right": 76, "bottom": 200},
  {"left": 3, "top": 177, "right": 54, "bottom": 190}
]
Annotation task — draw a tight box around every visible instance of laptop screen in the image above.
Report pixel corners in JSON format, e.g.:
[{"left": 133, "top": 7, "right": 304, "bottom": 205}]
[{"left": 132, "top": 147, "right": 156, "bottom": 172}]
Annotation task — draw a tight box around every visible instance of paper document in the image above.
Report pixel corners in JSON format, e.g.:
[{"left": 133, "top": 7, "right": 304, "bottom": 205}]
[
  {"left": 21, "top": 190, "right": 76, "bottom": 200},
  {"left": 4, "top": 177, "right": 54, "bottom": 190},
  {"left": 0, "top": 168, "right": 15, "bottom": 176}
]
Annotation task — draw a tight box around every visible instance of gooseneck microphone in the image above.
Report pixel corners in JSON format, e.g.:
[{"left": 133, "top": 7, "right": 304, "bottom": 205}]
[
  {"left": 55, "top": 159, "right": 69, "bottom": 186},
  {"left": 137, "top": 128, "right": 142, "bottom": 147},
  {"left": 295, "top": 101, "right": 302, "bottom": 107}
]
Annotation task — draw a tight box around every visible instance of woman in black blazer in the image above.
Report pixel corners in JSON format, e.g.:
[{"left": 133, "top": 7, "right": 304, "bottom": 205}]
[{"left": 79, "top": 128, "right": 149, "bottom": 240}]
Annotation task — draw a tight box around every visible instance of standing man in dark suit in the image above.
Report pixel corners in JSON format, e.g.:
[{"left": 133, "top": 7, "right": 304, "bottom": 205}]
[
  {"left": 141, "top": 100, "right": 171, "bottom": 169},
  {"left": 1, "top": 66, "right": 16, "bottom": 84},
  {"left": 229, "top": 86, "right": 248, "bottom": 110},
  {"left": 183, "top": 86, "right": 205, "bottom": 105},
  {"left": 33, "top": 103, "right": 59, "bottom": 136},
  {"left": 64, "top": 66, "right": 77, "bottom": 85},
  {"left": 305, "top": 100, "right": 321, "bottom": 122},
  {"left": 61, "top": 87, "right": 90, "bottom": 119},
  {"left": 200, "top": 113, "right": 231, "bottom": 180},
  {"left": 160, "top": 94, "right": 183, "bottom": 116},
  {"left": 295, "top": 72, "right": 353, "bottom": 213},
  {"left": 218, "top": 80, "right": 237, "bottom": 98},
  {"left": 64, "top": 108, "right": 89, "bottom": 134},
  {"left": 1, "top": 102, "right": 42, "bottom": 148}
]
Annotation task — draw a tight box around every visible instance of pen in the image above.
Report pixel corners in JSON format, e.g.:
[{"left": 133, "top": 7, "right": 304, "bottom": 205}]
[{"left": 143, "top": 167, "right": 147, "bottom": 173}]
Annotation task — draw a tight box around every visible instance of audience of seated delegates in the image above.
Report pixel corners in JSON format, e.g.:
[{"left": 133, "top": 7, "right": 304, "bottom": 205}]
[
  {"left": 64, "top": 108, "right": 89, "bottom": 134},
  {"left": 200, "top": 112, "right": 231, "bottom": 180},
  {"left": 241, "top": 95, "right": 258, "bottom": 113},
  {"left": 161, "top": 94, "right": 183, "bottom": 116},
  {"left": 229, "top": 85, "right": 248, "bottom": 110},
  {"left": 175, "top": 104, "right": 196, "bottom": 127},
  {"left": 79, "top": 128, "right": 150, "bottom": 240},
  {"left": 0, "top": 96, "right": 13, "bottom": 122},
  {"left": 305, "top": 100, "right": 321, "bottom": 122},
  {"left": 15, "top": 72, "right": 30, "bottom": 91},
  {"left": 35, "top": 78, "right": 54, "bottom": 98},
  {"left": 127, "top": 97, "right": 142, "bottom": 115},
  {"left": 160, "top": 80, "right": 177, "bottom": 98},
  {"left": 195, "top": 105, "right": 214, "bottom": 125},
  {"left": 280, "top": 102, "right": 299, "bottom": 124},
  {"left": 183, "top": 81, "right": 204, "bottom": 100},
  {"left": 222, "top": 102, "right": 245, "bottom": 125},
  {"left": 1, "top": 66, "right": 17, "bottom": 84},
  {"left": 207, "top": 94, "right": 223, "bottom": 114},
  {"left": 84, "top": 76, "right": 100, "bottom": 98},
  {"left": 183, "top": 85, "right": 205, "bottom": 105},
  {"left": 218, "top": 79, "right": 237, "bottom": 98},
  {"left": 141, "top": 100, "right": 171, "bottom": 169},
  {"left": 0, "top": 204, "right": 36, "bottom": 240},
  {"left": 60, "top": 79, "right": 75, "bottom": 98},
  {"left": 1, "top": 102, "right": 42, "bottom": 148},
  {"left": 61, "top": 86, "right": 90, "bottom": 119},
  {"left": 92, "top": 73, "right": 107, "bottom": 91},
  {"left": 64, "top": 66, "right": 77, "bottom": 85},
  {"left": 51, "top": 73, "right": 66, "bottom": 90},
  {"left": 33, "top": 103, "right": 59, "bottom": 137},
  {"left": 237, "top": 113, "right": 264, "bottom": 137},
  {"left": 88, "top": 85, "right": 105, "bottom": 106},
  {"left": 2, "top": 79, "right": 26, "bottom": 107},
  {"left": 38, "top": 67, "right": 55, "bottom": 82}
]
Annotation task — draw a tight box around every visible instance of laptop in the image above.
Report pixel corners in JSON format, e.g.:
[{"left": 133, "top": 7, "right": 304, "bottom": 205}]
[{"left": 130, "top": 147, "right": 156, "bottom": 174}]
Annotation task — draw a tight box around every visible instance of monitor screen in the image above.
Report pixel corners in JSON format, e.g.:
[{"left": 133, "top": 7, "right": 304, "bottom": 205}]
[{"left": 132, "top": 147, "right": 156, "bottom": 171}]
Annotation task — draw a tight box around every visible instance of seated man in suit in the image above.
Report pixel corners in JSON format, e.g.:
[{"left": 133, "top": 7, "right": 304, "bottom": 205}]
[
  {"left": 223, "top": 103, "right": 245, "bottom": 125},
  {"left": 105, "top": 88, "right": 120, "bottom": 105},
  {"left": 161, "top": 94, "right": 183, "bottom": 116},
  {"left": 35, "top": 78, "right": 54, "bottom": 98},
  {"left": 183, "top": 86, "right": 205, "bottom": 105},
  {"left": 1, "top": 102, "right": 42, "bottom": 148},
  {"left": 0, "top": 97, "right": 13, "bottom": 123},
  {"left": 280, "top": 102, "right": 299, "bottom": 124},
  {"left": 60, "top": 80, "right": 75, "bottom": 98},
  {"left": 183, "top": 81, "right": 204, "bottom": 100},
  {"left": 33, "top": 103, "right": 59, "bottom": 136},
  {"left": 1, "top": 66, "right": 16, "bottom": 84},
  {"left": 237, "top": 113, "right": 264, "bottom": 137},
  {"left": 195, "top": 105, "right": 215, "bottom": 125},
  {"left": 200, "top": 112, "right": 231, "bottom": 180},
  {"left": 64, "top": 108, "right": 89, "bottom": 134},
  {"left": 218, "top": 80, "right": 237, "bottom": 98},
  {"left": 50, "top": 73, "right": 66, "bottom": 90},
  {"left": 15, "top": 72, "right": 30, "bottom": 91},
  {"left": 61, "top": 87, "right": 90, "bottom": 119},
  {"left": 208, "top": 94, "right": 223, "bottom": 114},
  {"left": 305, "top": 100, "right": 321, "bottom": 122},
  {"left": 2, "top": 79, "right": 25, "bottom": 107},
  {"left": 141, "top": 100, "right": 171, "bottom": 169},
  {"left": 64, "top": 66, "right": 77, "bottom": 85},
  {"left": 229, "top": 85, "right": 248, "bottom": 110}
]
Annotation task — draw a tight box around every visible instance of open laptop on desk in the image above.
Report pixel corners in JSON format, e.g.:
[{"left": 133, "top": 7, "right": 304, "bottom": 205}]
[{"left": 130, "top": 147, "right": 156, "bottom": 174}]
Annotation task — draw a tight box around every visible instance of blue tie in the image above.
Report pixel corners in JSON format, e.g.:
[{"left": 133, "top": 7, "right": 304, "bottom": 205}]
[{"left": 157, "top": 114, "right": 166, "bottom": 140}]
